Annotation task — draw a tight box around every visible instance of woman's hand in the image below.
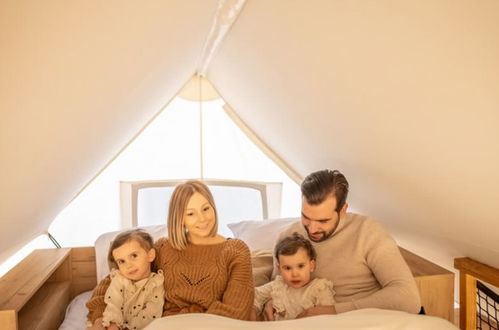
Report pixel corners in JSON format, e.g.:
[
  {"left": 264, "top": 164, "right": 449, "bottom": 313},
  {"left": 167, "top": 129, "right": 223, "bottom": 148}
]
[
  {"left": 86, "top": 318, "right": 105, "bottom": 330},
  {"left": 249, "top": 308, "right": 257, "bottom": 321}
]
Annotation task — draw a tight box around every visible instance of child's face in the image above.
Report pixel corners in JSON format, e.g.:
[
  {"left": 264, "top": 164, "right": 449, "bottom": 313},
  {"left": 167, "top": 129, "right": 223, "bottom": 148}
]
[
  {"left": 112, "top": 239, "right": 155, "bottom": 281},
  {"left": 278, "top": 247, "right": 316, "bottom": 289}
]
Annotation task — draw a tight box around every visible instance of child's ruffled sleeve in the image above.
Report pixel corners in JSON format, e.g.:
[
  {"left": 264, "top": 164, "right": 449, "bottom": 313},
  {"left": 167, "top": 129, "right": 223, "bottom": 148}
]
[
  {"left": 135, "top": 270, "right": 165, "bottom": 324},
  {"left": 102, "top": 270, "right": 127, "bottom": 327},
  {"left": 312, "top": 278, "right": 336, "bottom": 306},
  {"left": 254, "top": 280, "right": 275, "bottom": 315}
]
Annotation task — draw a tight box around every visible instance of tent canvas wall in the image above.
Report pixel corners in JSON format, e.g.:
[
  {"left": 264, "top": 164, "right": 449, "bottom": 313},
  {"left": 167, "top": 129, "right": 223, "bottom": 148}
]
[{"left": 1, "top": 0, "right": 499, "bottom": 286}]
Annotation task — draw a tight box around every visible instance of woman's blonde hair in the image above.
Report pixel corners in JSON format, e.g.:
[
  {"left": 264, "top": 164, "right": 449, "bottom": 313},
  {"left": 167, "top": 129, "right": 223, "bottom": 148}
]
[{"left": 167, "top": 180, "right": 218, "bottom": 250}]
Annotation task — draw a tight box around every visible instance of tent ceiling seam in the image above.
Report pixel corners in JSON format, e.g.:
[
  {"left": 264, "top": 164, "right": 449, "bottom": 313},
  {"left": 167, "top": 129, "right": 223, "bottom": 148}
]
[{"left": 196, "top": 0, "right": 247, "bottom": 76}]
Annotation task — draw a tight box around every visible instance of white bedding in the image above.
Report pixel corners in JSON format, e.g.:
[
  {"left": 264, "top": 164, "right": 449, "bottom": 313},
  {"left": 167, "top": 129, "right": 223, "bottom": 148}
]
[
  {"left": 59, "top": 291, "right": 92, "bottom": 330},
  {"left": 144, "top": 310, "right": 459, "bottom": 330},
  {"left": 60, "top": 293, "right": 458, "bottom": 330}
]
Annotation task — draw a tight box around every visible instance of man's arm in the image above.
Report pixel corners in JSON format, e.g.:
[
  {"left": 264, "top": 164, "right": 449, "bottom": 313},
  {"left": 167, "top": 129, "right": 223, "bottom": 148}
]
[
  {"left": 335, "top": 220, "right": 421, "bottom": 314},
  {"left": 296, "top": 305, "right": 336, "bottom": 318}
]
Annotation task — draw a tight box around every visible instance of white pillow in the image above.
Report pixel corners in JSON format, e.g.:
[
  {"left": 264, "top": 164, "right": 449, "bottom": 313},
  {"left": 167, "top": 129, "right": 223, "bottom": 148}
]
[
  {"left": 228, "top": 218, "right": 299, "bottom": 251},
  {"left": 94, "top": 225, "right": 167, "bottom": 281}
]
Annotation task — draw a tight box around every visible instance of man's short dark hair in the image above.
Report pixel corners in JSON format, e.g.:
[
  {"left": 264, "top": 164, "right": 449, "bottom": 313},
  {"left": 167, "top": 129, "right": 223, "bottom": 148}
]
[{"left": 301, "top": 169, "right": 349, "bottom": 212}]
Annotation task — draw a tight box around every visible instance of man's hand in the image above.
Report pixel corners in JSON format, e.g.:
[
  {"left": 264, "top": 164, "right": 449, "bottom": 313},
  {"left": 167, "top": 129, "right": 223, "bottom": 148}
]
[
  {"left": 263, "top": 299, "right": 275, "bottom": 321},
  {"left": 296, "top": 305, "right": 336, "bottom": 318}
]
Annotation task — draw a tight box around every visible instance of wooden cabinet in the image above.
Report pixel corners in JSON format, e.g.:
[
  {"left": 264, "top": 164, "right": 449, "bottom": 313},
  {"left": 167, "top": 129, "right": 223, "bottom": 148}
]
[
  {"left": 400, "top": 247, "right": 455, "bottom": 323},
  {"left": 0, "top": 249, "right": 71, "bottom": 330},
  {"left": 0, "top": 247, "right": 96, "bottom": 330}
]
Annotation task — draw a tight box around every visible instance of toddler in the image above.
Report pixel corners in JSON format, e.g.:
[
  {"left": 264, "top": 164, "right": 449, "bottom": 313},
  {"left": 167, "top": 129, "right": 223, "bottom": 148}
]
[
  {"left": 253, "top": 232, "right": 335, "bottom": 320},
  {"left": 87, "top": 229, "right": 164, "bottom": 330}
]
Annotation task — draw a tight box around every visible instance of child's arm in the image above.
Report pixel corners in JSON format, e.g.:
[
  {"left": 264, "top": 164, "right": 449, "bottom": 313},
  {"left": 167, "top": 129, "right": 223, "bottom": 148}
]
[
  {"left": 135, "top": 272, "right": 165, "bottom": 324},
  {"left": 101, "top": 272, "right": 126, "bottom": 328},
  {"left": 296, "top": 278, "right": 336, "bottom": 318},
  {"left": 314, "top": 279, "right": 336, "bottom": 306},
  {"left": 254, "top": 281, "right": 275, "bottom": 315}
]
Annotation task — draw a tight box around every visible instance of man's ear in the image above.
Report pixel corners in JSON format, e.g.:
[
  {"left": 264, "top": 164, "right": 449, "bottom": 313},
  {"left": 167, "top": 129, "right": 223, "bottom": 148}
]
[
  {"left": 340, "top": 203, "right": 348, "bottom": 218},
  {"left": 147, "top": 248, "right": 156, "bottom": 262}
]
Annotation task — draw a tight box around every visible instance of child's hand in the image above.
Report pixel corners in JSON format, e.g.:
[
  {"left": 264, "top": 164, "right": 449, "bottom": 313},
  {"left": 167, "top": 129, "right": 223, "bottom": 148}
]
[
  {"left": 263, "top": 300, "right": 275, "bottom": 321},
  {"left": 107, "top": 323, "right": 119, "bottom": 330}
]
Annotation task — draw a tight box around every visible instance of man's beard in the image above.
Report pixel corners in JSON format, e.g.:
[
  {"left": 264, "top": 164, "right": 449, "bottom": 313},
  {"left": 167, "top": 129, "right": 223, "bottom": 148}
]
[{"left": 304, "top": 226, "right": 335, "bottom": 243}]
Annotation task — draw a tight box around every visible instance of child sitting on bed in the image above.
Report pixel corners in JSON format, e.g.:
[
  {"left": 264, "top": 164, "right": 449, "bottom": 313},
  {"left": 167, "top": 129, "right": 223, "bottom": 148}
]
[
  {"left": 253, "top": 232, "right": 335, "bottom": 320},
  {"left": 86, "top": 229, "right": 164, "bottom": 330}
]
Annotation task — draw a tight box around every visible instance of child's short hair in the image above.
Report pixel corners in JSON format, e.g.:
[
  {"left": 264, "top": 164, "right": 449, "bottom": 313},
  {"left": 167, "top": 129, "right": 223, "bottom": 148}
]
[
  {"left": 107, "top": 229, "right": 155, "bottom": 271},
  {"left": 274, "top": 232, "right": 317, "bottom": 261}
]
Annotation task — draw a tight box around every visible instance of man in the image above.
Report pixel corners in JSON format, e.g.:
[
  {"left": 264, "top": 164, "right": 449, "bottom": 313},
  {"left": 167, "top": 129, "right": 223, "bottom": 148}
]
[{"left": 267, "top": 169, "right": 420, "bottom": 319}]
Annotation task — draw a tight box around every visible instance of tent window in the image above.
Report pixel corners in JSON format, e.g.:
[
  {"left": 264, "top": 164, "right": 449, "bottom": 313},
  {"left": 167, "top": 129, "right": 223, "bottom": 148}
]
[{"left": 48, "top": 97, "right": 300, "bottom": 247}]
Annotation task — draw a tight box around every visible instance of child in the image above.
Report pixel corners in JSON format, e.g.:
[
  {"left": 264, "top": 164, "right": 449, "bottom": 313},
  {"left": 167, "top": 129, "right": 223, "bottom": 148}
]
[
  {"left": 253, "top": 232, "right": 335, "bottom": 320},
  {"left": 87, "top": 229, "right": 164, "bottom": 330}
]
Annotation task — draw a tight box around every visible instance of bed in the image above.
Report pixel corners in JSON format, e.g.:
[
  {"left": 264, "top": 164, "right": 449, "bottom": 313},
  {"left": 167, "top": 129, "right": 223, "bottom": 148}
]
[{"left": 1, "top": 218, "right": 460, "bottom": 330}]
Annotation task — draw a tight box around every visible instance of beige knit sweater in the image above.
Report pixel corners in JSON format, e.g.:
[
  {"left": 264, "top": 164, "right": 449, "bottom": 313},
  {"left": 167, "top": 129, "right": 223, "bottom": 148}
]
[
  {"left": 273, "top": 213, "right": 421, "bottom": 314},
  {"left": 87, "top": 238, "right": 254, "bottom": 323}
]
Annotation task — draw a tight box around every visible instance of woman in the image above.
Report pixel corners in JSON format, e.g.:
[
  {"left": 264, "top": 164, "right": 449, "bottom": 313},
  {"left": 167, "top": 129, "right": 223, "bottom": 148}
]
[{"left": 86, "top": 180, "right": 254, "bottom": 328}]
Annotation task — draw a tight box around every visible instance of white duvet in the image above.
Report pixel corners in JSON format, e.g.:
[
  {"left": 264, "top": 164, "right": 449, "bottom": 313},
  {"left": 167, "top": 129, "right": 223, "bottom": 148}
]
[
  {"left": 143, "top": 309, "right": 459, "bottom": 330},
  {"left": 60, "top": 291, "right": 458, "bottom": 330}
]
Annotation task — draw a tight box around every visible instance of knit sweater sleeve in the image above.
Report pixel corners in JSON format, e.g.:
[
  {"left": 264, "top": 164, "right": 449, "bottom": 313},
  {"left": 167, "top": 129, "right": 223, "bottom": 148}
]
[
  {"left": 206, "top": 239, "right": 255, "bottom": 320},
  {"left": 334, "top": 219, "right": 421, "bottom": 314},
  {"left": 86, "top": 275, "right": 112, "bottom": 324}
]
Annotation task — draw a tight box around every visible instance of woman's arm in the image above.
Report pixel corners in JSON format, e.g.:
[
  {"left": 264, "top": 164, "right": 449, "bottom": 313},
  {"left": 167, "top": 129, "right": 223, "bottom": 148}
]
[
  {"left": 86, "top": 275, "right": 112, "bottom": 324},
  {"left": 206, "top": 240, "right": 255, "bottom": 320}
]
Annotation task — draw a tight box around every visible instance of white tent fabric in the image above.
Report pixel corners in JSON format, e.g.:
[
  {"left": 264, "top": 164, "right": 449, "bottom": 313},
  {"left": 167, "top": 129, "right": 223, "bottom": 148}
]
[{"left": 1, "top": 0, "right": 499, "bottom": 274}]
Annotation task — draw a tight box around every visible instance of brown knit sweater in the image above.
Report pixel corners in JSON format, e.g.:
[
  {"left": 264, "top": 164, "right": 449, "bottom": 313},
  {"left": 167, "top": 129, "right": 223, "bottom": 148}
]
[{"left": 86, "top": 238, "right": 254, "bottom": 324}]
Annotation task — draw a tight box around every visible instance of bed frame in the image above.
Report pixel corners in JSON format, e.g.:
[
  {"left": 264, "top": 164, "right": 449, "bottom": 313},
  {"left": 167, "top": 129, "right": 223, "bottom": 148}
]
[
  {"left": 0, "top": 246, "right": 454, "bottom": 330},
  {"left": 454, "top": 257, "right": 499, "bottom": 330}
]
